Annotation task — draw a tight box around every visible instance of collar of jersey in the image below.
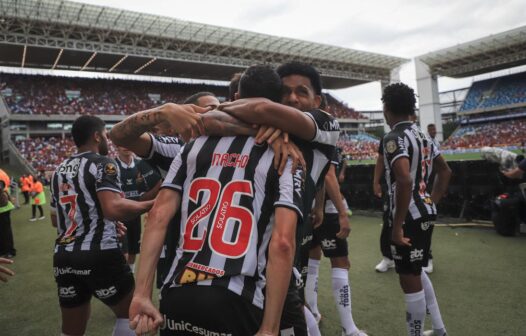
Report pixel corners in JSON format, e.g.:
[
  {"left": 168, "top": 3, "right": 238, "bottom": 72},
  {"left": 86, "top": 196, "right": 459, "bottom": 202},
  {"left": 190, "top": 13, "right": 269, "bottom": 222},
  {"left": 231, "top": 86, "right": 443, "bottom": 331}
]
[
  {"left": 72, "top": 151, "right": 93, "bottom": 157},
  {"left": 117, "top": 157, "right": 135, "bottom": 168},
  {"left": 393, "top": 120, "right": 413, "bottom": 129}
]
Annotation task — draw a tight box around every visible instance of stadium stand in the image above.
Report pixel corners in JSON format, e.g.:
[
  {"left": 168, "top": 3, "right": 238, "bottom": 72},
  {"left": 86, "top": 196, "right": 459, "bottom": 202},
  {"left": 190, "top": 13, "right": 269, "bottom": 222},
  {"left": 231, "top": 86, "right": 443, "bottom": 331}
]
[
  {"left": 0, "top": 74, "right": 228, "bottom": 115},
  {"left": 338, "top": 132, "right": 380, "bottom": 161},
  {"left": 443, "top": 118, "right": 526, "bottom": 150},
  {"left": 460, "top": 72, "right": 526, "bottom": 111},
  {"left": 15, "top": 136, "right": 117, "bottom": 176},
  {"left": 325, "top": 93, "right": 367, "bottom": 119}
]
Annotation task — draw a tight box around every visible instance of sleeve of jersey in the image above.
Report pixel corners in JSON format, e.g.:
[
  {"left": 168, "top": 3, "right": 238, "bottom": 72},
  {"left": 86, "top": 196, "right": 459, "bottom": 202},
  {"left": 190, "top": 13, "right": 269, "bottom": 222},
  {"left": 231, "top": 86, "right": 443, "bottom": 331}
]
[
  {"left": 160, "top": 149, "right": 186, "bottom": 192},
  {"left": 95, "top": 157, "right": 122, "bottom": 194},
  {"left": 305, "top": 109, "right": 340, "bottom": 146},
  {"left": 142, "top": 133, "right": 185, "bottom": 171},
  {"left": 330, "top": 148, "right": 339, "bottom": 166},
  {"left": 431, "top": 141, "right": 441, "bottom": 159},
  {"left": 274, "top": 160, "right": 304, "bottom": 220},
  {"left": 384, "top": 133, "right": 409, "bottom": 167}
]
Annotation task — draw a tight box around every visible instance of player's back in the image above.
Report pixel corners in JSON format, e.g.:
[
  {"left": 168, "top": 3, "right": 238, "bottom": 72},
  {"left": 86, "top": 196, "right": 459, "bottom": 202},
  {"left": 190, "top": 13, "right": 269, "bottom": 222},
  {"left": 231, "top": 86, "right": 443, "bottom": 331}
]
[
  {"left": 162, "top": 135, "right": 303, "bottom": 308},
  {"left": 51, "top": 151, "right": 120, "bottom": 253},
  {"left": 383, "top": 122, "right": 439, "bottom": 220}
]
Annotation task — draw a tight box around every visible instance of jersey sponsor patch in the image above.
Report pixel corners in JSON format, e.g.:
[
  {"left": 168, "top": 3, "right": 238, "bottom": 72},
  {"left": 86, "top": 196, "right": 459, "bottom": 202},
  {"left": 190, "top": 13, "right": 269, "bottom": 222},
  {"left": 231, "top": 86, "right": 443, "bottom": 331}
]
[
  {"left": 57, "top": 158, "right": 80, "bottom": 177},
  {"left": 386, "top": 140, "right": 397, "bottom": 154},
  {"left": 105, "top": 163, "right": 117, "bottom": 176}
]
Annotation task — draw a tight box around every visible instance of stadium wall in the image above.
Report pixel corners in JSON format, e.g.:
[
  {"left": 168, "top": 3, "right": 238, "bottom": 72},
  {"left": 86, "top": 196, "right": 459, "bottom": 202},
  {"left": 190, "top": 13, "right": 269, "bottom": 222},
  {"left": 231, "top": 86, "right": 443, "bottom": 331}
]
[{"left": 345, "top": 160, "right": 503, "bottom": 221}]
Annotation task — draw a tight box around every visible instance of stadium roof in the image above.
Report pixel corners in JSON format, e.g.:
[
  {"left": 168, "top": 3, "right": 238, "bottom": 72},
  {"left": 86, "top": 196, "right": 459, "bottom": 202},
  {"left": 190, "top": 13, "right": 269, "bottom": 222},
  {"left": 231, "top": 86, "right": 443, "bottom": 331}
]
[
  {"left": 0, "top": 0, "right": 408, "bottom": 89},
  {"left": 417, "top": 25, "right": 526, "bottom": 78}
]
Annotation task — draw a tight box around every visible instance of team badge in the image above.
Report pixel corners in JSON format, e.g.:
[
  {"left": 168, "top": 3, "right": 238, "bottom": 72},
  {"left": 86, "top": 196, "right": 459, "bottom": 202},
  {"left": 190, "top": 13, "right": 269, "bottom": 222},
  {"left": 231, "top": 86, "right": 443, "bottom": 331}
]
[
  {"left": 386, "top": 140, "right": 397, "bottom": 154},
  {"left": 104, "top": 163, "right": 117, "bottom": 176}
]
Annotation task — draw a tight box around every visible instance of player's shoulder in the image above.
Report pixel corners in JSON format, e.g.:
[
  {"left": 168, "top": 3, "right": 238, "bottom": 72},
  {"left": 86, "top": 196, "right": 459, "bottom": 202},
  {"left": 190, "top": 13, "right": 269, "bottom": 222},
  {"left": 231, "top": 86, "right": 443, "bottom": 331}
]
[{"left": 306, "top": 108, "right": 339, "bottom": 131}]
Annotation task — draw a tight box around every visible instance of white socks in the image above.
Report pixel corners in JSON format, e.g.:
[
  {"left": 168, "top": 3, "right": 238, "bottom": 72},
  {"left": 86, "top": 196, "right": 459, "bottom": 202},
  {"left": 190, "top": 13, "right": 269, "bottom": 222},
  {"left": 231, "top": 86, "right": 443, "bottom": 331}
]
[
  {"left": 404, "top": 290, "right": 426, "bottom": 336},
  {"left": 303, "top": 306, "right": 322, "bottom": 336},
  {"left": 305, "top": 258, "right": 321, "bottom": 318},
  {"left": 112, "top": 318, "right": 135, "bottom": 336},
  {"left": 421, "top": 272, "right": 447, "bottom": 335},
  {"left": 332, "top": 268, "right": 358, "bottom": 335}
]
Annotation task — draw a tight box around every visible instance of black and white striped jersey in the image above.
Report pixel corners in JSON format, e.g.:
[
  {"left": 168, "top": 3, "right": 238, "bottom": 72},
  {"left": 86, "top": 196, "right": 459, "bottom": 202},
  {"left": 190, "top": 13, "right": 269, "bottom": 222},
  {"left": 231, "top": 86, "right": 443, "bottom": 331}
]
[
  {"left": 291, "top": 109, "right": 340, "bottom": 216},
  {"left": 50, "top": 152, "right": 122, "bottom": 253},
  {"left": 161, "top": 135, "right": 304, "bottom": 309},
  {"left": 142, "top": 133, "right": 185, "bottom": 178},
  {"left": 382, "top": 121, "right": 441, "bottom": 221}
]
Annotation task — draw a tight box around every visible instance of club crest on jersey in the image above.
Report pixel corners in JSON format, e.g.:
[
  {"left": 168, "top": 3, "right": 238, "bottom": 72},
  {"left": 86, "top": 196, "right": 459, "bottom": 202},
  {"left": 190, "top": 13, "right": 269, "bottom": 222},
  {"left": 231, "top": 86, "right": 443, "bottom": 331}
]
[
  {"left": 104, "top": 163, "right": 117, "bottom": 176},
  {"left": 421, "top": 221, "right": 434, "bottom": 231},
  {"left": 386, "top": 140, "right": 397, "bottom": 154}
]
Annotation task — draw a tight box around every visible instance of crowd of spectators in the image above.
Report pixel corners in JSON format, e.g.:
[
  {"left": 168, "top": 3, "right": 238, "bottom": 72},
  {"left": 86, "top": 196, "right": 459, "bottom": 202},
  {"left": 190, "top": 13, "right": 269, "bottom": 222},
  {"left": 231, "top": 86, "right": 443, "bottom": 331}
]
[
  {"left": 461, "top": 72, "right": 526, "bottom": 111},
  {"left": 1, "top": 74, "right": 364, "bottom": 120},
  {"left": 15, "top": 136, "right": 117, "bottom": 175},
  {"left": 442, "top": 118, "right": 526, "bottom": 150},
  {"left": 1, "top": 74, "right": 228, "bottom": 115},
  {"left": 337, "top": 132, "right": 380, "bottom": 161},
  {"left": 325, "top": 93, "right": 367, "bottom": 119}
]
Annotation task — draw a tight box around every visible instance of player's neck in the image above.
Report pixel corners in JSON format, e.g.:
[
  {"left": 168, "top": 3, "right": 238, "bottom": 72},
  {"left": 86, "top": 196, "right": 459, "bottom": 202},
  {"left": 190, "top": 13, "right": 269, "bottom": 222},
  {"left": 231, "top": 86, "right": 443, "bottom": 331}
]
[{"left": 77, "top": 144, "right": 99, "bottom": 155}]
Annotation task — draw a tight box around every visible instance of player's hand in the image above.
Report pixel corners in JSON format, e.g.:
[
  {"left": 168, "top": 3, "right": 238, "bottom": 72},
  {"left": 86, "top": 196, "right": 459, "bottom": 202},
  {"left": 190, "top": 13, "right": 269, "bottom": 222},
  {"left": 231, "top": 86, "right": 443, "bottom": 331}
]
[
  {"left": 270, "top": 136, "right": 305, "bottom": 176},
  {"left": 373, "top": 182, "right": 382, "bottom": 198},
  {"left": 336, "top": 213, "right": 351, "bottom": 239},
  {"left": 0, "top": 258, "right": 15, "bottom": 282},
  {"left": 162, "top": 103, "right": 208, "bottom": 142},
  {"left": 129, "top": 296, "right": 163, "bottom": 336},
  {"left": 255, "top": 126, "right": 282, "bottom": 145},
  {"left": 391, "top": 227, "right": 411, "bottom": 247},
  {"left": 115, "top": 221, "right": 127, "bottom": 240},
  {"left": 311, "top": 208, "right": 324, "bottom": 229}
]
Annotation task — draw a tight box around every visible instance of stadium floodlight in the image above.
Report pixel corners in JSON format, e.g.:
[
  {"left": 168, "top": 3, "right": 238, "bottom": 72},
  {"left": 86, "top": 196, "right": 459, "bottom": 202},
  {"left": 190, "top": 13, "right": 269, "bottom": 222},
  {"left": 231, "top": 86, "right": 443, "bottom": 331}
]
[
  {"left": 81, "top": 52, "right": 98, "bottom": 71},
  {"left": 51, "top": 48, "right": 64, "bottom": 70},
  {"left": 21, "top": 45, "right": 27, "bottom": 68},
  {"left": 109, "top": 54, "right": 128, "bottom": 72},
  {"left": 134, "top": 57, "right": 157, "bottom": 74}
]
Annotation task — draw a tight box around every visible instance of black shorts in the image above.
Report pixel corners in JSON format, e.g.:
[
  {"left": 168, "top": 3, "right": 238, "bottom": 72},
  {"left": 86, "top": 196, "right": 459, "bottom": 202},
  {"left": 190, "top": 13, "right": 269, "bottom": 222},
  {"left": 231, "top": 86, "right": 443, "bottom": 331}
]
[
  {"left": 311, "top": 213, "right": 348, "bottom": 258},
  {"left": 160, "top": 285, "right": 262, "bottom": 336},
  {"left": 53, "top": 249, "right": 134, "bottom": 308},
  {"left": 390, "top": 216, "right": 436, "bottom": 275},
  {"left": 121, "top": 217, "right": 141, "bottom": 255},
  {"left": 280, "top": 284, "right": 308, "bottom": 336}
]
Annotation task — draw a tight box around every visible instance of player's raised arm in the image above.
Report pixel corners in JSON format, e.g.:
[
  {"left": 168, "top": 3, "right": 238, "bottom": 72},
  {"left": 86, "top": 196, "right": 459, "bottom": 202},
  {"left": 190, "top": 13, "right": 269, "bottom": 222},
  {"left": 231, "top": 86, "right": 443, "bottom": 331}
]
[
  {"left": 109, "top": 103, "right": 207, "bottom": 155},
  {"left": 219, "top": 98, "right": 317, "bottom": 141}
]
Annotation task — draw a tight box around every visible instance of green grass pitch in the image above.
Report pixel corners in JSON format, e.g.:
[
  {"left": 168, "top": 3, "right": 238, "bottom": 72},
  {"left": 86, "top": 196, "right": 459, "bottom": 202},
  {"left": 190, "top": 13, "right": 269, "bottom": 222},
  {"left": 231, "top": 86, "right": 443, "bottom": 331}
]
[{"left": 1, "top": 191, "right": 525, "bottom": 335}]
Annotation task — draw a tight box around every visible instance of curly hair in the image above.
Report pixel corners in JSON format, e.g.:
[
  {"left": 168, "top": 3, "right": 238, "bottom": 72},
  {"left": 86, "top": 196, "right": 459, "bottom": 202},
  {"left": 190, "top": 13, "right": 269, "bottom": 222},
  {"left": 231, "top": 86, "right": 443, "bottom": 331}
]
[{"left": 381, "top": 83, "right": 416, "bottom": 116}]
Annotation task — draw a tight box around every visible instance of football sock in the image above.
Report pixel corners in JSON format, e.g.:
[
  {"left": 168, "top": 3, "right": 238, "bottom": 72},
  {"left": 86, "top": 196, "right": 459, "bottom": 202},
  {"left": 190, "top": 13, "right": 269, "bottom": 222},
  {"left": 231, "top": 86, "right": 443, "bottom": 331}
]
[
  {"left": 331, "top": 268, "right": 358, "bottom": 335},
  {"left": 305, "top": 258, "right": 321, "bottom": 318},
  {"left": 112, "top": 318, "right": 135, "bottom": 336},
  {"left": 404, "top": 290, "right": 426, "bottom": 336},
  {"left": 421, "top": 272, "right": 446, "bottom": 334},
  {"left": 304, "top": 305, "right": 322, "bottom": 336}
]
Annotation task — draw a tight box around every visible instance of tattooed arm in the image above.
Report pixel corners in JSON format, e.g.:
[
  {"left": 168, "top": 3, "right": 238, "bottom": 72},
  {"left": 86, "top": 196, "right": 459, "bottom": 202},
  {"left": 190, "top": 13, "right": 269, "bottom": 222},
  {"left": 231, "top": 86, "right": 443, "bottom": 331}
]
[
  {"left": 201, "top": 109, "right": 256, "bottom": 137},
  {"left": 109, "top": 103, "right": 207, "bottom": 157}
]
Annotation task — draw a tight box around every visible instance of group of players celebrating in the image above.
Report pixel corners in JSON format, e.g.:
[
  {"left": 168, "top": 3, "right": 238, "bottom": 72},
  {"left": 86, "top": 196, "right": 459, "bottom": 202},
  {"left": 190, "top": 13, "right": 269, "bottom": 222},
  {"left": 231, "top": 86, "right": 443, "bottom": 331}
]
[{"left": 49, "top": 61, "right": 451, "bottom": 336}]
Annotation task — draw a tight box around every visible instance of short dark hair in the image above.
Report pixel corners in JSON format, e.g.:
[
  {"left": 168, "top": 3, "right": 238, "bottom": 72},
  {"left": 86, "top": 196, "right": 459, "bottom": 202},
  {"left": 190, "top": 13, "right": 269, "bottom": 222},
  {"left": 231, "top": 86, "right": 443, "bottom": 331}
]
[
  {"left": 239, "top": 65, "right": 282, "bottom": 102},
  {"left": 183, "top": 91, "right": 216, "bottom": 105},
  {"left": 276, "top": 62, "right": 322, "bottom": 95},
  {"left": 71, "top": 115, "right": 106, "bottom": 147},
  {"left": 381, "top": 83, "right": 416, "bottom": 116},
  {"left": 228, "top": 72, "right": 243, "bottom": 101},
  {"left": 427, "top": 123, "right": 436, "bottom": 129}
]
